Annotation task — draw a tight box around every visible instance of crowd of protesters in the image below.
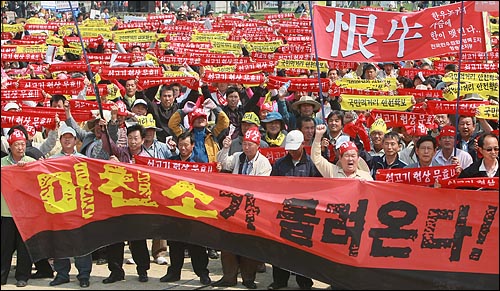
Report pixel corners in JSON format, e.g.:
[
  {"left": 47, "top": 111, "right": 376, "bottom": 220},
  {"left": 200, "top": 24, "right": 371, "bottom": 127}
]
[{"left": 1, "top": 1, "right": 499, "bottom": 289}]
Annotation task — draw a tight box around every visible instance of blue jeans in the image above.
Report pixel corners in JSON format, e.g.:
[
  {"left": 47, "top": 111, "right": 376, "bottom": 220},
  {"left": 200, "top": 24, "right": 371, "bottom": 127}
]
[{"left": 53, "top": 254, "right": 92, "bottom": 281}]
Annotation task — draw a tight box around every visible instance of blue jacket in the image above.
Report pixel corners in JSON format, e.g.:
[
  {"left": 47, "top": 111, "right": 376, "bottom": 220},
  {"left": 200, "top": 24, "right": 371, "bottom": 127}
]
[
  {"left": 370, "top": 154, "right": 408, "bottom": 180},
  {"left": 271, "top": 150, "right": 322, "bottom": 177}
]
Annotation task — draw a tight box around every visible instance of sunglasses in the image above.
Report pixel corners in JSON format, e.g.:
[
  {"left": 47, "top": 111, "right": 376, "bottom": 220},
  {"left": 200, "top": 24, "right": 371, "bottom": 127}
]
[{"left": 483, "top": 147, "right": 500, "bottom": 152}]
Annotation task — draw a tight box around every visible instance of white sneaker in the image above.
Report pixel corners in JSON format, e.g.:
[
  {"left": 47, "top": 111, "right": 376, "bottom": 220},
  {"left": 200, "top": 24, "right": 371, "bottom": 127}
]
[
  {"left": 125, "top": 258, "right": 135, "bottom": 264},
  {"left": 155, "top": 256, "right": 168, "bottom": 265}
]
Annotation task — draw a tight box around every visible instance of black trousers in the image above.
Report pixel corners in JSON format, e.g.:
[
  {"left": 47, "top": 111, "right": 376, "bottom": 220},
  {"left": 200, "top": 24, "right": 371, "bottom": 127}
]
[
  {"left": 1, "top": 217, "right": 32, "bottom": 284},
  {"left": 106, "top": 240, "right": 150, "bottom": 275},
  {"left": 272, "top": 265, "right": 313, "bottom": 288},
  {"left": 34, "top": 259, "right": 53, "bottom": 275},
  {"left": 166, "top": 241, "right": 209, "bottom": 278}
]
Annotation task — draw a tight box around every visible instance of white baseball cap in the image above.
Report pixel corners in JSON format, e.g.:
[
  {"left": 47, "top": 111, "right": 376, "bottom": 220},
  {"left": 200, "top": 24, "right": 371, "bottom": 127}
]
[
  {"left": 3, "top": 102, "right": 20, "bottom": 111},
  {"left": 284, "top": 130, "right": 304, "bottom": 151}
]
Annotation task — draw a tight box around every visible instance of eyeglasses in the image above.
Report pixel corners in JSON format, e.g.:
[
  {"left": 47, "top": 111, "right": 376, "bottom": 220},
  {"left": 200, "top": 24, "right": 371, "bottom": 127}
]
[{"left": 483, "top": 147, "right": 499, "bottom": 152}]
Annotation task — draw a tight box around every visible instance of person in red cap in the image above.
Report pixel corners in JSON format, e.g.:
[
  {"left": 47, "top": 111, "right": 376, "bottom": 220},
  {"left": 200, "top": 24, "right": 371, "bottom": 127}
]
[
  {"left": 168, "top": 99, "right": 229, "bottom": 163},
  {"left": 311, "top": 124, "right": 373, "bottom": 180},
  {"left": 214, "top": 126, "right": 271, "bottom": 289},
  {"left": 1, "top": 129, "right": 36, "bottom": 287},
  {"left": 259, "top": 102, "right": 274, "bottom": 120},
  {"left": 432, "top": 125, "right": 472, "bottom": 171}
]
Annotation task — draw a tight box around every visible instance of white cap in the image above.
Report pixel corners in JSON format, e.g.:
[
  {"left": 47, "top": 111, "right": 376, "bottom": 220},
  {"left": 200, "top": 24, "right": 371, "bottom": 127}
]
[
  {"left": 284, "top": 130, "right": 304, "bottom": 151},
  {"left": 60, "top": 126, "right": 76, "bottom": 137},
  {"left": 3, "top": 102, "right": 20, "bottom": 111},
  {"left": 132, "top": 99, "right": 148, "bottom": 108}
]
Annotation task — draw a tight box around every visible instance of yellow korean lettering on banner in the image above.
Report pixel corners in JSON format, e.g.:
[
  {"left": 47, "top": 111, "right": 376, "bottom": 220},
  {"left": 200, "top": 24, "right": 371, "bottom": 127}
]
[
  {"left": 443, "top": 82, "right": 499, "bottom": 101},
  {"left": 210, "top": 40, "right": 241, "bottom": 51},
  {"left": 64, "top": 47, "right": 83, "bottom": 55},
  {"left": 2, "top": 23, "right": 24, "bottom": 33},
  {"left": 114, "top": 32, "right": 158, "bottom": 43},
  {"left": 82, "top": 19, "right": 107, "bottom": 27},
  {"left": 26, "top": 17, "right": 46, "bottom": 24},
  {"left": 46, "top": 35, "right": 64, "bottom": 46},
  {"left": 15, "top": 45, "right": 47, "bottom": 54},
  {"left": 248, "top": 40, "right": 283, "bottom": 53},
  {"left": 80, "top": 30, "right": 113, "bottom": 39},
  {"left": 476, "top": 105, "right": 499, "bottom": 120},
  {"left": 340, "top": 94, "right": 413, "bottom": 111},
  {"left": 113, "top": 28, "right": 142, "bottom": 35},
  {"left": 78, "top": 26, "right": 111, "bottom": 32},
  {"left": 276, "top": 59, "right": 329, "bottom": 72},
  {"left": 336, "top": 78, "right": 397, "bottom": 91},
  {"left": 209, "top": 48, "right": 241, "bottom": 54},
  {"left": 67, "top": 41, "right": 87, "bottom": 49},
  {"left": 164, "top": 71, "right": 187, "bottom": 77},
  {"left": 158, "top": 42, "right": 171, "bottom": 49},
  {"left": 442, "top": 72, "right": 499, "bottom": 83},
  {"left": 209, "top": 65, "right": 236, "bottom": 72},
  {"left": 191, "top": 33, "right": 228, "bottom": 42}
]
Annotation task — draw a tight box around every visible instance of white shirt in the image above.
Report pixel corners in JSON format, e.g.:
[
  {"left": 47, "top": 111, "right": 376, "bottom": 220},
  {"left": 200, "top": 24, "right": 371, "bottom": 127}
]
[
  {"left": 433, "top": 148, "right": 473, "bottom": 170},
  {"left": 479, "top": 160, "right": 499, "bottom": 178}
]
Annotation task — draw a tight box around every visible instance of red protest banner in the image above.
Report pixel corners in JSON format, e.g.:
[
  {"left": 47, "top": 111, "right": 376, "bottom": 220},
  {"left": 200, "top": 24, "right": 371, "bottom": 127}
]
[
  {"left": 426, "top": 100, "right": 490, "bottom": 116},
  {"left": 134, "top": 155, "right": 217, "bottom": 172},
  {"left": 202, "top": 71, "right": 266, "bottom": 85},
  {"left": 368, "top": 109, "right": 436, "bottom": 128},
  {"left": 439, "top": 177, "right": 499, "bottom": 189},
  {"left": 375, "top": 165, "right": 457, "bottom": 185},
  {"left": 0, "top": 89, "right": 45, "bottom": 102},
  {"left": 259, "top": 146, "right": 313, "bottom": 164},
  {"left": 312, "top": 1, "right": 488, "bottom": 62},
  {"left": 100, "top": 67, "right": 163, "bottom": 80},
  {"left": 1, "top": 156, "right": 497, "bottom": 290},
  {"left": 18, "top": 78, "right": 85, "bottom": 95}
]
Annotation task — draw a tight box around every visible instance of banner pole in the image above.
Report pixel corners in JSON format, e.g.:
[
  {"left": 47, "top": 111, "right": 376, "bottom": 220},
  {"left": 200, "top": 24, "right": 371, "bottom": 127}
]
[
  {"left": 308, "top": 1, "right": 326, "bottom": 122},
  {"left": 68, "top": 1, "right": 104, "bottom": 120},
  {"left": 452, "top": 0, "right": 465, "bottom": 157}
]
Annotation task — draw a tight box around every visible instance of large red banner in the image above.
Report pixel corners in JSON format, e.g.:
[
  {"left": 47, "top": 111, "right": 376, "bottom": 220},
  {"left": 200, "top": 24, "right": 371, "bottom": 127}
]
[
  {"left": 1, "top": 157, "right": 498, "bottom": 289},
  {"left": 312, "top": 1, "right": 489, "bottom": 62}
]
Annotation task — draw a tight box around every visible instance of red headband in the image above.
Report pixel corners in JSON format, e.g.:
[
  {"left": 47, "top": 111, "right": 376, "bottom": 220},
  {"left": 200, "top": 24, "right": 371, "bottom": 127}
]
[
  {"left": 338, "top": 141, "right": 358, "bottom": 156},
  {"left": 243, "top": 127, "right": 261, "bottom": 144},
  {"left": 8, "top": 129, "right": 26, "bottom": 145}
]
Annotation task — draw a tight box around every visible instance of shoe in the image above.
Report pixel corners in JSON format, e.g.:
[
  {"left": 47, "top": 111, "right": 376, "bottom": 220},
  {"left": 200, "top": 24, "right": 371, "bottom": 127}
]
[
  {"left": 125, "top": 258, "right": 135, "bottom": 264},
  {"left": 79, "top": 279, "right": 90, "bottom": 288},
  {"left": 49, "top": 277, "right": 70, "bottom": 286},
  {"left": 102, "top": 273, "right": 125, "bottom": 284},
  {"left": 184, "top": 249, "right": 190, "bottom": 258},
  {"left": 200, "top": 275, "right": 211, "bottom": 285},
  {"left": 268, "top": 282, "right": 288, "bottom": 290},
  {"left": 155, "top": 256, "right": 168, "bottom": 265},
  {"left": 96, "top": 258, "right": 107, "bottom": 265},
  {"left": 159, "top": 273, "right": 180, "bottom": 283},
  {"left": 256, "top": 263, "right": 267, "bottom": 273},
  {"left": 15, "top": 280, "right": 28, "bottom": 287},
  {"left": 138, "top": 274, "right": 148, "bottom": 282},
  {"left": 208, "top": 249, "right": 219, "bottom": 259},
  {"left": 211, "top": 278, "right": 237, "bottom": 287},
  {"left": 243, "top": 280, "right": 258, "bottom": 289},
  {"left": 31, "top": 271, "right": 54, "bottom": 279}
]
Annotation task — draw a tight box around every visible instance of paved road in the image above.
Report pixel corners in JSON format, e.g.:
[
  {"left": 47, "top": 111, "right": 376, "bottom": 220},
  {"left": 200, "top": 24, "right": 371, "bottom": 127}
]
[{"left": 3, "top": 241, "right": 330, "bottom": 290}]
